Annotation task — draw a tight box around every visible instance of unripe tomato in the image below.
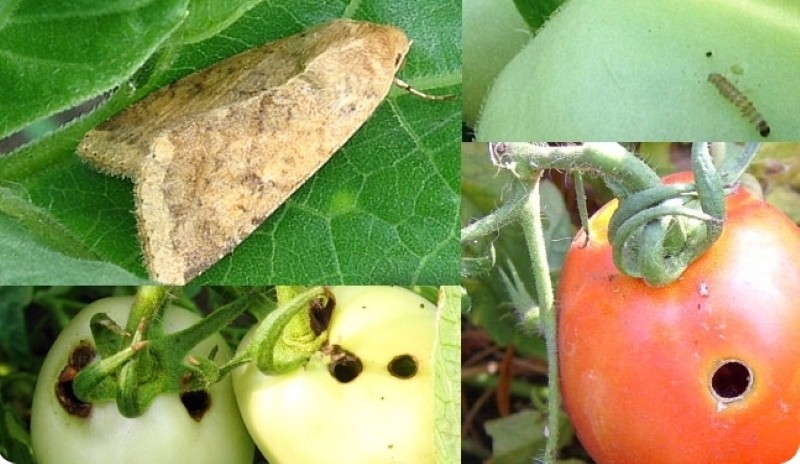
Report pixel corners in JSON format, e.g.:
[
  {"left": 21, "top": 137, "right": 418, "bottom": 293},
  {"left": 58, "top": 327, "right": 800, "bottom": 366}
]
[
  {"left": 558, "top": 173, "right": 800, "bottom": 463},
  {"left": 31, "top": 296, "right": 254, "bottom": 464},
  {"left": 477, "top": 0, "right": 800, "bottom": 139},
  {"left": 232, "top": 286, "right": 436, "bottom": 463}
]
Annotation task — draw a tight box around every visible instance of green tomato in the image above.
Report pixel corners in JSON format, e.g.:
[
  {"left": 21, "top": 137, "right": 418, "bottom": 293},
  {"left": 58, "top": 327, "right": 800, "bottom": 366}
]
[
  {"left": 463, "top": 0, "right": 531, "bottom": 126},
  {"left": 232, "top": 286, "right": 436, "bottom": 463},
  {"left": 31, "top": 296, "right": 254, "bottom": 464},
  {"left": 477, "top": 0, "right": 800, "bottom": 139}
]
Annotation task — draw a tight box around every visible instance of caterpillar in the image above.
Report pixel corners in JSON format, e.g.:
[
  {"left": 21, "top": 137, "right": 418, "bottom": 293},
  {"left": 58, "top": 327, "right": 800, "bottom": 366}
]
[{"left": 707, "top": 73, "right": 770, "bottom": 137}]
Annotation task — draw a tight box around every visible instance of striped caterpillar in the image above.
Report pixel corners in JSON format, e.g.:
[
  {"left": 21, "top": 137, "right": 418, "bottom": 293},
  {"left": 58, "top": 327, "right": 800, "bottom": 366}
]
[{"left": 707, "top": 73, "right": 770, "bottom": 137}]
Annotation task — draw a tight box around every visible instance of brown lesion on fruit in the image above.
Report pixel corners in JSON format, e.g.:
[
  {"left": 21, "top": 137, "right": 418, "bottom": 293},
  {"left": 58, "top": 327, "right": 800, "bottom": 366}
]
[
  {"left": 326, "top": 344, "right": 362, "bottom": 383},
  {"left": 55, "top": 341, "right": 96, "bottom": 418},
  {"left": 309, "top": 288, "right": 335, "bottom": 336},
  {"left": 179, "top": 390, "right": 212, "bottom": 422}
]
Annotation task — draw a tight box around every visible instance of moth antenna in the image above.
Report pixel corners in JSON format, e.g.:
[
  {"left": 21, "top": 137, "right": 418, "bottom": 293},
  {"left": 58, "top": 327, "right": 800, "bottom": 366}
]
[{"left": 393, "top": 77, "right": 455, "bottom": 101}]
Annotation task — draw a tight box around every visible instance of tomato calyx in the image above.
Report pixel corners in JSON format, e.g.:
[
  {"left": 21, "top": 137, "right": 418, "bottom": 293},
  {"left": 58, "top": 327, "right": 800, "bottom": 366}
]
[
  {"left": 606, "top": 143, "right": 727, "bottom": 286},
  {"left": 70, "top": 287, "right": 254, "bottom": 418},
  {"left": 487, "top": 142, "right": 764, "bottom": 286},
  {"left": 232, "top": 286, "right": 335, "bottom": 377}
]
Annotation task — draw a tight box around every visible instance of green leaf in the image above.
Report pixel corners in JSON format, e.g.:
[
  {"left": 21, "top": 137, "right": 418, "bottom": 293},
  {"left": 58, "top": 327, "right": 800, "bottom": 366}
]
[
  {"left": 167, "top": 0, "right": 265, "bottom": 45},
  {"left": 0, "top": 287, "right": 33, "bottom": 369},
  {"left": 485, "top": 409, "right": 574, "bottom": 464},
  {"left": 0, "top": 0, "right": 461, "bottom": 285},
  {"left": 0, "top": 406, "right": 34, "bottom": 464},
  {"left": 512, "top": 0, "right": 565, "bottom": 31},
  {"left": 434, "top": 286, "right": 461, "bottom": 464},
  {"left": 0, "top": 0, "right": 190, "bottom": 138},
  {"left": 0, "top": 214, "right": 147, "bottom": 284},
  {"left": 485, "top": 410, "right": 548, "bottom": 464}
]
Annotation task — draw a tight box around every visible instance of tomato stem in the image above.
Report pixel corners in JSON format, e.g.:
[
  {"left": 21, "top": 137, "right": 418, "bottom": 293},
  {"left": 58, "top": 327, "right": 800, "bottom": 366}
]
[
  {"left": 73, "top": 288, "right": 260, "bottom": 417},
  {"left": 517, "top": 172, "right": 560, "bottom": 463},
  {"left": 462, "top": 181, "right": 529, "bottom": 243},
  {"left": 489, "top": 142, "right": 661, "bottom": 197}
]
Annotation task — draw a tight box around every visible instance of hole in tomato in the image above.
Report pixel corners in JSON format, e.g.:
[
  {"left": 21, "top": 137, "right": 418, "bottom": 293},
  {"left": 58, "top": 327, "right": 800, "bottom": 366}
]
[
  {"left": 180, "top": 390, "right": 211, "bottom": 422},
  {"left": 327, "top": 345, "right": 362, "bottom": 383},
  {"left": 56, "top": 342, "right": 96, "bottom": 418},
  {"left": 388, "top": 354, "right": 418, "bottom": 379},
  {"left": 710, "top": 360, "right": 752, "bottom": 401}
]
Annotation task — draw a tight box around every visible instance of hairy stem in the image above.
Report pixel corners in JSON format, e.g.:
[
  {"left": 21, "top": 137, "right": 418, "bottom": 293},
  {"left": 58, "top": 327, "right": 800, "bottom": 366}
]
[
  {"left": 518, "top": 172, "right": 560, "bottom": 463},
  {"left": 461, "top": 181, "right": 529, "bottom": 243},
  {"left": 489, "top": 142, "right": 661, "bottom": 197}
]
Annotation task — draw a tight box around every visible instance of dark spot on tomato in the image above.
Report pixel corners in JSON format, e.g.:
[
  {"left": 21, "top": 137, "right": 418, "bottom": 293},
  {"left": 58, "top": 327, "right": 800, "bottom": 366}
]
[
  {"left": 55, "top": 378, "right": 92, "bottom": 418},
  {"left": 388, "top": 354, "right": 418, "bottom": 379},
  {"left": 56, "top": 342, "right": 97, "bottom": 418},
  {"left": 180, "top": 390, "right": 211, "bottom": 422},
  {"left": 327, "top": 345, "right": 362, "bottom": 383},
  {"left": 705, "top": 51, "right": 713, "bottom": 57},
  {"left": 309, "top": 290, "right": 336, "bottom": 336},
  {"left": 711, "top": 360, "right": 752, "bottom": 401},
  {"left": 69, "top": 341, "right": 95, "bottom": 369}
]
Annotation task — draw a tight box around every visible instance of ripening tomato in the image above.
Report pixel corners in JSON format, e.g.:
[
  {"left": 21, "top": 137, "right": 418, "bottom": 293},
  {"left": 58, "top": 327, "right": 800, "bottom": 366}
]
[{"left": 558, "top": 172, "right": 800, "bottom": 463}]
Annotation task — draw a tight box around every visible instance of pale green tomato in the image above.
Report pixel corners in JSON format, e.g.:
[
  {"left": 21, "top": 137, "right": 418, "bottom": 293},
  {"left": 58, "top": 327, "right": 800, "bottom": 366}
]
[
  {"left": 232, "top": 286, "right": 436, "bottom": 464},
  {"left": 477, "top": 0, "right": 800, "bottom": 139},
  {"left": 463, "top": 0, "right": 531, "bottom": 126},
  {"left": 31, "top": 296, "right": 254, "bottom": 464}
]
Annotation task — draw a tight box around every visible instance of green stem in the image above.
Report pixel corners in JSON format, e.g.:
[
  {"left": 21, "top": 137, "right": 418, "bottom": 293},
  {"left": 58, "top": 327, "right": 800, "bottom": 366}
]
[
  {"left": 517, "top": 172, "right": 560, "bottom": 463},
  {"left": 125, "top": 286, "right": 170, "bottom": 339},
  {"left": 461, "top": 182, "right": 529, "bottom": 242},
  {"left": 166, "top": 292, "right": 255, "bottom": 354},
  {"left": 573, "top": 172, "right": 590, "bottom": 247},
  {"left": 489, "top": 142, "right": 661, "bottom": 197}
]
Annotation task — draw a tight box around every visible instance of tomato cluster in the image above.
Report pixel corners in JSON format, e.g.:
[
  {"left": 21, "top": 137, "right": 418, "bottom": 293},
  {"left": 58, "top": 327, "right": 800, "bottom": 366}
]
[
  {"left": 30, "top": 287, "right": 436, "bottom": 463},
  {"left": 558, "top": 174, "right": 800, "bottom": 463}
]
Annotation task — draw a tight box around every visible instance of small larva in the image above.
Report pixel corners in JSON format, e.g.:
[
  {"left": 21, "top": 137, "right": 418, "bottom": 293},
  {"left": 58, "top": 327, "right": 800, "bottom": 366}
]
[{"left": 707, "top": 73, "right": 770, "bottom": 137}]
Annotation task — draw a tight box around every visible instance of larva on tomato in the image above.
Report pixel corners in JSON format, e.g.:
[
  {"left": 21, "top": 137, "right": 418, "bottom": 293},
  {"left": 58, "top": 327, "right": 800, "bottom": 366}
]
[{"left": 707, "top": 73, "right": 770, "bottom": 137}]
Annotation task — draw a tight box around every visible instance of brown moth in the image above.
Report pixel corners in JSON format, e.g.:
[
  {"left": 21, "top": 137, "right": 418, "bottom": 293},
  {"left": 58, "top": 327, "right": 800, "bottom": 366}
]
[{"left": 78, "top": 20, "right": 413, "bottom": 284}]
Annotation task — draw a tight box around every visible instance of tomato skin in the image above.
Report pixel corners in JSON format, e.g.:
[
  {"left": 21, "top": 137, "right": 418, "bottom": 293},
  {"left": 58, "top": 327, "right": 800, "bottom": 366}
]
[{"left": 558, "top": 173, "right": 800, "bottom": 463}]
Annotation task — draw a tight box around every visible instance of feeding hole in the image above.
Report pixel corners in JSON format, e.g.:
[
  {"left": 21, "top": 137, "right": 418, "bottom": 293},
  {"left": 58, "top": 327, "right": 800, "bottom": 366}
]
[
  {"left": 710, "top": 359, "right": 753, "bottom": 402},
  {"left": 388, "top": 354, "right": 418, "bottom": 379},
  {"left": 328, "top": 345, "right": 362, "bottom": 383},
  {"left": 180, "top": 390, "right": 211, "bottom": 422},
  {"left": 309, "top": 291, "right": 335, "bottom": 336},
  {"left": 55, "top": 341, "right": 96, "bottom": 418}
]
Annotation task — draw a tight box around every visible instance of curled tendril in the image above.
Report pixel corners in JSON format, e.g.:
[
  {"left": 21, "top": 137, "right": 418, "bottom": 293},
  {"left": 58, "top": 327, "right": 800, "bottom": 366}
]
[{"left": 607, "top": 143, "right": 726, "bottom": 286}]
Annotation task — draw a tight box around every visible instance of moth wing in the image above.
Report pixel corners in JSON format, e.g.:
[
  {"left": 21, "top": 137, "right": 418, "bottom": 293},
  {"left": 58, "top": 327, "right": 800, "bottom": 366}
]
[{"left": 135, "top": 56, "right": 400, "bottom": 284}]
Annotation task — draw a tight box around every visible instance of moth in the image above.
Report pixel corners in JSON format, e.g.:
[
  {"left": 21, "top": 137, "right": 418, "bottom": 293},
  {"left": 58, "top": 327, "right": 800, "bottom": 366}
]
[{"left": 78, "top": 20, "right": 425, "bottom": 284}]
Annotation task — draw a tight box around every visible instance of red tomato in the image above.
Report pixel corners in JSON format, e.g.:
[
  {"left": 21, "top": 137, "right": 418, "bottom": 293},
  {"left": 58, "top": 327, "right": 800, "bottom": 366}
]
[{"left": 558, "top": 172, "right": 800, "bottom": 463}]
